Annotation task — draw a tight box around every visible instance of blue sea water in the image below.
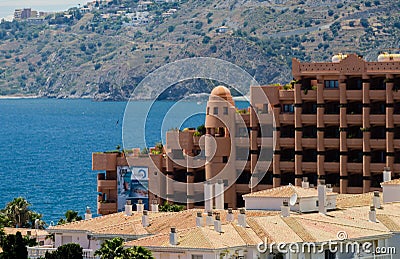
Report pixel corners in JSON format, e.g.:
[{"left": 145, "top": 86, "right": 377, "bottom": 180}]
[{"left": 0, "top": 98, "right": 248, "bottom": 225}]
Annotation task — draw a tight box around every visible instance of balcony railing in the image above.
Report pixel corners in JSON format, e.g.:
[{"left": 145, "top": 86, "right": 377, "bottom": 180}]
[{"left": 28, "top": 247, "right": 96, "bottom": 259}]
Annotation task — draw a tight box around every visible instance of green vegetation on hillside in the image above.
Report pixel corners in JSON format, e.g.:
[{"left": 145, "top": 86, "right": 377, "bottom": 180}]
[{"left": 0, "top": 0, "right": 399, "bottom": 100}]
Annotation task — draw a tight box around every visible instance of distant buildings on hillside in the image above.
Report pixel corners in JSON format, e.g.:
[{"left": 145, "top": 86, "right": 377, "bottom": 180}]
[{"left": 14, "top": 8, "right": 50, "bottom": 21}]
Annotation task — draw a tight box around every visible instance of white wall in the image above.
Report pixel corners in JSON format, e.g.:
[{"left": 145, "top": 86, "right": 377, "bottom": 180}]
[
  {"left": 54, "top": 232, "right": 99, "bottom": 250},
  {"left": 382, "top": 185, "right": 400, "bottom": 203},
  {"left": 245, "top": 196, "right": 336, "bottom": 212}
]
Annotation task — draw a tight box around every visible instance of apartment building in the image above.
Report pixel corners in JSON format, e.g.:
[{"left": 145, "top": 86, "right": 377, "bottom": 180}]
[
  {"left": 267, "top": 53, "right": 400, "bottom": 194},
  {"left": 93, "top": 53, "right": 400, "bottom": 215}
]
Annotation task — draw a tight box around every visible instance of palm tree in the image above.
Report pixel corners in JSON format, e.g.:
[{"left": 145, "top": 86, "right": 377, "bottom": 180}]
[
  {"left": 124, "top": 246, "right": 153, "bottom": 259},
  {"left": 3, "top": 197, "right": 31, "bottom": 228},
  {"left": 95, "top": 237, "right": 154, "bottom": 259},
  {"left": 57, "top": 210, "right": 82, "bottom": 225},
  {"left": 94, "top": 237, "right": 125, "bottom": 259}
]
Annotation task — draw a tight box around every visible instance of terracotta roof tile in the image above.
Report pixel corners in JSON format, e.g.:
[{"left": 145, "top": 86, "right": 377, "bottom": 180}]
[
  {"left": 381, "top": 178, "right": 400, "bottom": 185},
  {"left": 243, "top": 185, "right": 336, "bottom": 198},
  {"left": 336, "top": 192, "right": 383, "bottom": 208}
]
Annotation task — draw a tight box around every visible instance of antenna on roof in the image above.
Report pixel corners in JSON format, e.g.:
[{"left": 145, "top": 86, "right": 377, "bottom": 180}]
[{"left": 289, "top": 193, "right": 298, "bottom": 206}]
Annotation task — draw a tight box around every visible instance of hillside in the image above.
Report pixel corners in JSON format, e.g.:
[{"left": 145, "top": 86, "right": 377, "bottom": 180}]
[{"left": 0, "top": 0, "right": 399, "bottom": 100}]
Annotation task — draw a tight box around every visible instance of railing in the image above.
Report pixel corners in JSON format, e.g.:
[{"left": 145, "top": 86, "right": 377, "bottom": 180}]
[{"left": 28, "top": 247, "right": 96, "bottom": 259}]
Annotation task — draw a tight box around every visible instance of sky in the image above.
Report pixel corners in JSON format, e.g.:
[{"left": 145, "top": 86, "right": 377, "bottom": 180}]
[{"left": 0, "top": 0, "right": 88, "bottom": 20}]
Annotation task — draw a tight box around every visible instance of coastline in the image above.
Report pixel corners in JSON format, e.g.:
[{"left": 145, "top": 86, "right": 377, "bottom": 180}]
[{"left": 0, "top": 94, "right": 40, "bottom": 99}]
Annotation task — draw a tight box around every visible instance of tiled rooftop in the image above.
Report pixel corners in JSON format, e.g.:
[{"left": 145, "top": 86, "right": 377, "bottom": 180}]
[
  {"left": 49, "top": 209, "right": 278, "bottom": 237},
  {"left": 336, "top": 192, "right": 383, "bottom": 208},
  {"left": 243, "top": 185, "right": 337, "bottom": 198},
  {"left": 4, "top": 227, "right": 49, "bottom": 237},
  {"left": 381, "top": 178, "right": 400, "bottom": 185}
]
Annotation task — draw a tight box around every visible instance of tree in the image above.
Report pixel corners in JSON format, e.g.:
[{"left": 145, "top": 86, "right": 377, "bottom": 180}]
[
  {"left": 57, "top": 210, "right": 82, "bottom": 225},
  {"left": 124, "top": 246, "right": 153, "bottom": 259},
  {"left": 2, "top": 197, "right": 44, "bottom": 228},
  {"left": 94, "top": 237, "right": 125, "bottom": 259},
  {"left": 44, "top": 243, "right": 83, "bottom": 259},
  {"left": 0, "top": 232, "right": 29, "bottom": 259},
  {"left": 159, "top": 202, "right": 185, "bottom": 212},
  {"left": 95, "top": 237, "right": 153, "bottom": 259}
]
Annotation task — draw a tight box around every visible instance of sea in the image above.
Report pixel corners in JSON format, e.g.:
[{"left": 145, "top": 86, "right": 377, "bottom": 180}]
[{"left": 0, "top": 98, "right": 248, "bottom": 225}]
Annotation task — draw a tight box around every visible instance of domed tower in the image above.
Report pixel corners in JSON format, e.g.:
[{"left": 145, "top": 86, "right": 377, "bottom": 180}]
[{"left": 205, "top": 86, "right": 238, "bottom": 208}]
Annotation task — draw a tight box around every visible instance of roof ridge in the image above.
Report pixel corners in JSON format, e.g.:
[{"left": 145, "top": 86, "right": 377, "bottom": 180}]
[
  {"left": 297, "top": 215, "right": 389, "bottom": 233},
  {"left": 246, "top": 217, "right": 272, "bottom": 242},
  {"left": 197, "top": 226, "right": 220, "bottom": 249},
  {"left": 376, "top": 214, "right": 400, "bottom": 232},
  {"left": 282, "top": 217, "right": 316, "bottom": 242},
  {"left": 231, "top": 223, "right": 256, "bottom": 245}
]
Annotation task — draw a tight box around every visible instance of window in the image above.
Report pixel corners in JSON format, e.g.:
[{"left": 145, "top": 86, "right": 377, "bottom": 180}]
[
  {"left": 324, "top": 80, "right": 339, "bottom": 88},
  {"left": 346, "top": 77, "right": 362, "bottom": 90},
  {"left": 223, "top": 107, "right": 228, "bottom": 115},
  {"left": 302, "top": 102, "right": 317, "bottom": 114},
  {"left": 222, "top": 156, "right": 228, "bottom": 163},
  {"left": 192, "top": 255, "right": 203, "bottom": 259},
  {"left": 282, "top": 104, "right": 294, "bottom": 113},
  {"left": 213, "top": 107, "right": 218, "bottom": 115},
  {"left": 206, "top": 107, "right": 210, "bottom": 115},
  {"left": 325, "top": 102, "right": 340, "bottom": 114}
]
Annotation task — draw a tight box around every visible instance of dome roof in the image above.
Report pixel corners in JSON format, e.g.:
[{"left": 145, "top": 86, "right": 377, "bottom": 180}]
[{"left": 210, "top": 86, "right": 234, "bottom": 105}]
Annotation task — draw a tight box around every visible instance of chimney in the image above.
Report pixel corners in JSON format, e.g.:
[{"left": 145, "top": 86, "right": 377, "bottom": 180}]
[
  {"left": 301, "top": 177, "right": 309, "bottom": 189},
  {"left": 125, "top": 200, "right": 133, "bottom": 216},
  {"left": 151, "top": 200, "right": 159, "bottom": 212},
  {"left": 373, "top": 191, "right": 381, "bottom": 209},
  {"left": 206, "top": 211, "right": 214, "bottom": 226},
  {"left": 214, "top": 214, "right": 222, "bottom": 233},
  {"left": 369, "top": 205, "right": 377, "bottom": 223},
  {"left": 85, "top": 206, "right": 92, "bottom": 220},
  {"left": 383, "top": 167, "right": 392, "bottom": 182},
  {"left": 169, "top": 227, "right": 177, "bottom": 246},
  {"left": 204, "top": 182, "right": 213, "bottom": 212},
  {"left": 238, "top": 209, "right": 246, "bottom": 227},
  {"left": 317, "top": 179, "right": 327, "bottom": 214},
  {"left": 196, "top": 212, "right": 203, "bottom": 227},
  {"left": 226, "top": 208, "right": 234, "bottom": 222},
  {"left": 136, "top": 199, "right": 144, "bottom": 213},
  {"left": 281, "top": 200, "right": 290, "bottom": 217},
  {"left": 142, "top": 210, "right": 149, "bottom": 227},
  {"left": 326, "top": 184, "right": 333, "bottom": 193},
  {"left": 215, "top": 179, "right": 225, "bottom": 210}
]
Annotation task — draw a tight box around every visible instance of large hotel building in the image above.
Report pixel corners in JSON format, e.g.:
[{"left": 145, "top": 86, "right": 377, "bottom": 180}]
[{"left": 93, "top": 53, "right": 400, "bottom": 215}]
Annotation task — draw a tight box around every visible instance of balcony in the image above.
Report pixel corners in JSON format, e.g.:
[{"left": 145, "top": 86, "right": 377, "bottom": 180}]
[
  {"left": 324, "top": 89, "right": 340, "bottom": 100},
  {"left": 347, "top": 139, "right": 363, "bottom": 148},
  {"left": 301, "top": 90, "right": 317, "bottom": 101},
  {"left": 92, "top": 153, "right": 118, "bottom": 171},
  {"left": 369, "top": 139, "right": 386, "bottom": 149},
  {"left": 393, "top": 115, "right": 400, "bottom": 123},
  {"left": 302, "top": 138, "right": 317, "bottom": 148},
  {"left": 28, "top": 247, "right": 95, "bottom": 259},
  {"left": 370, "top": 115, "right": 385, "bottom": 125},
  {"left": 98, "top": 201, "right": 117, "bottom": 214},
  {"left": 369, "top": 90, "right": 386, "bottom": 101},
  {"left": 324, "top": 115, "right": 340, "bottom": 124},
  {"left": 279, "top": 90, "right": 294, "bottom": 101},
  {"left": 347, "top": 163, "right": 362, "bottom": 171},
  {"left": 302, "top": 114, "right": 317, "bottom": 124},
  {"left": 370, "top": 163, "right": 386, "bottom": 172},
  {"left": 302, "top": 162, "right": 317, "bottom": 172},
  {"left": 280, "top": 113, "right": 294, "bottom": 124},
  {"left": 280, "top": 161, "right": 295, "bottom": 171},
  {"left": 325, "top": 162, "right": 340, "bottom": 172},
  {"left": 393, "top": 91, "right": 400, "bottom": 100},
  {"left": 346, "top": 90, "right": 362, "bottom": 100},
  {"left": 280, "top": 138, "right": 295, "bottom": 148},
  {"left": 98, "top": 180, "right": 117, "bottom": 190},
  {"left": 324, "top": 138, "right": 340, "bottom": 148},
  {"left": 346, "top": 115, "right": 362, "bottom": 124}
]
